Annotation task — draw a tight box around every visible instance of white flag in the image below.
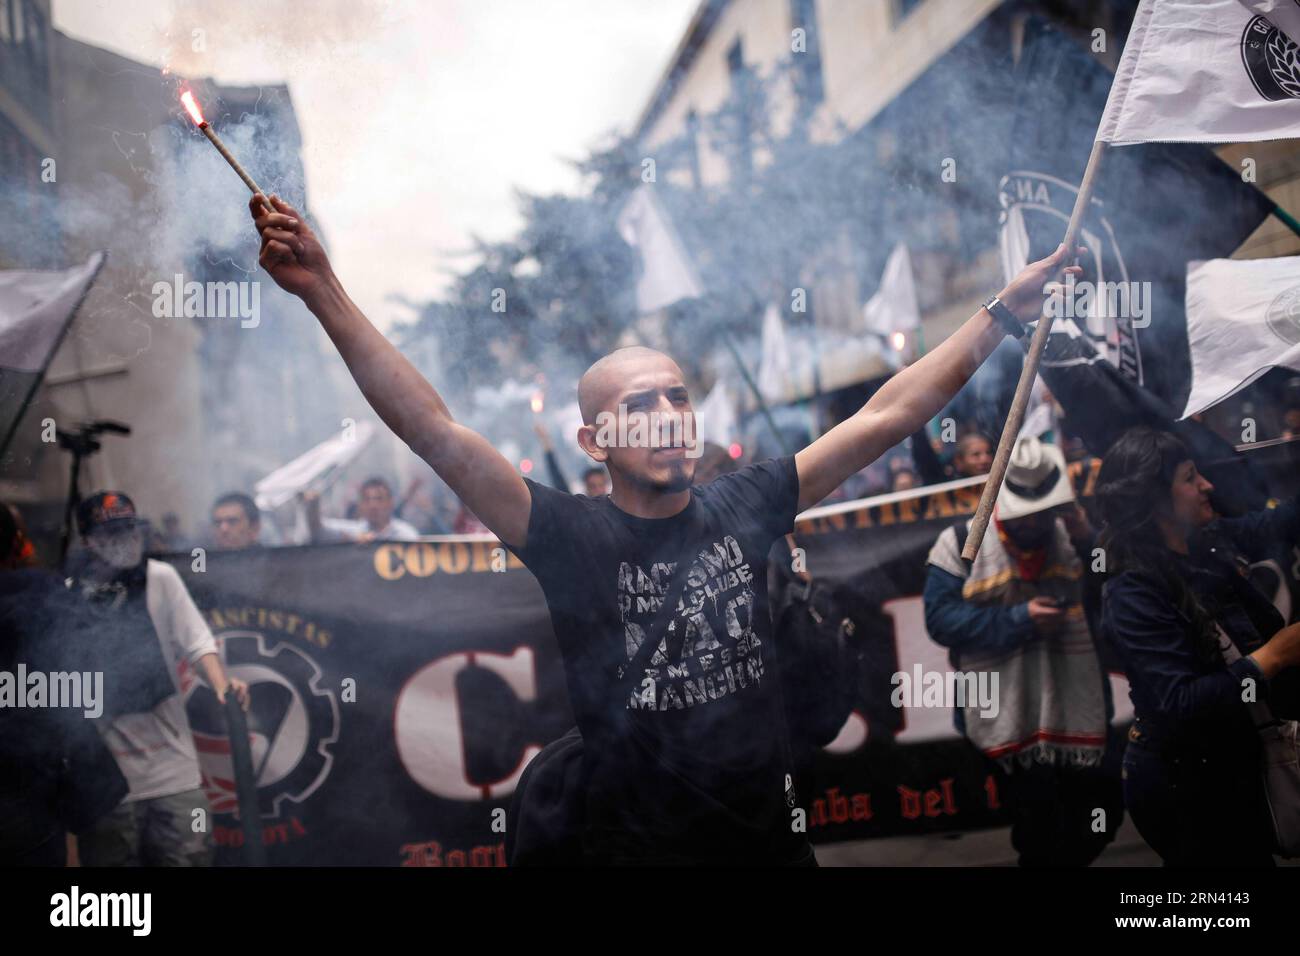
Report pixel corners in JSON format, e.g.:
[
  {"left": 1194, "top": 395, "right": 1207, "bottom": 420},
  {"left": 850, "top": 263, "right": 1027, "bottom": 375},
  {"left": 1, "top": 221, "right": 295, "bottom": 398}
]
[
  {"left": 0, "top": 252, "right": 105, "bottom": 451},
  {"left": 1098, "top": 0, "right": 1300, "bottom": 146},
  {"left": 693, "top": 379, "right": 736, "bottom": 448},
  {"left": 616, "top": 185, "right": 704, "bottom": 313},
  {"left": 1181, "top": 255, "right": 1300, "bottom": 418},
  {"left": 757, "top": 303, "right": 790, "bottom": 403},
  {"left": 1238, "top": 1, "right": 1300, "bottom": 43},
  {"left": 0, "top": 252, "right": 104, "bottom": 373},
  {"left": 861, "top": 243, "right": 920, "bottom": 338},
  {"left": 254, "top": 420, "right": 377, "bottom": 510}
]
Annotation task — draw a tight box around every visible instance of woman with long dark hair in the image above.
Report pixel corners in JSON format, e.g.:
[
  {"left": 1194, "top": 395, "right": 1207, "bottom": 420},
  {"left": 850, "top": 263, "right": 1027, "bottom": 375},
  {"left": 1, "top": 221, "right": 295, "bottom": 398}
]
[{"left": 1097, "top": 426, "right": 1300, "bottom": 866}]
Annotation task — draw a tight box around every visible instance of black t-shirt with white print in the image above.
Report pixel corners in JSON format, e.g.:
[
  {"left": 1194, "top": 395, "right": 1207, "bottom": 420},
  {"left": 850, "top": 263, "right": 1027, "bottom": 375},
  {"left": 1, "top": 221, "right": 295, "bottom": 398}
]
[{"left": 512, "top": 455, "right": 811, "bottom": 864}]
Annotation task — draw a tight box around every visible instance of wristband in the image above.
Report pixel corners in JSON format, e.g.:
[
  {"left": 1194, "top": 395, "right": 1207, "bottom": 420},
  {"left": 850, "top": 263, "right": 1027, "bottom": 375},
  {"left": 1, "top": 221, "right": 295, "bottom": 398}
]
[{"left": 983, "top": 294, "right": 1025, "bottom": 340}]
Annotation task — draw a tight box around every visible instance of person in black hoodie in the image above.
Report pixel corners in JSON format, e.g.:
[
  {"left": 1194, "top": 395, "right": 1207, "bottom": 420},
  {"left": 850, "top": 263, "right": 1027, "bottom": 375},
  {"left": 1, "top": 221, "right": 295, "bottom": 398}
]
[
  {"left": 1097, "top": 427, "right": 1300, "bottom": 866},
  {"left": 0, "top": 503, "right": 127, "bottom": 865}
]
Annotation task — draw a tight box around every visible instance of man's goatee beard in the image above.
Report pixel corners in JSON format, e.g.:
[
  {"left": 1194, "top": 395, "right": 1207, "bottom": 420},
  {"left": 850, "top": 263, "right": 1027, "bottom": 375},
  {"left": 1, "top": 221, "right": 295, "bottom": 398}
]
[
  {"left": 656, "top": 475, "right": 692, "bottom": 494},
  {"left": 649, "top": 463, "right": 693, "bottom": 494}
]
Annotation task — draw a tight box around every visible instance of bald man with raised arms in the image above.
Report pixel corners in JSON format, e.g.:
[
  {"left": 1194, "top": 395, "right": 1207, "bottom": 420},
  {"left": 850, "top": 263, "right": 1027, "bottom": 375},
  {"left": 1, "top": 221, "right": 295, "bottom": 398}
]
[{"left": 249, "top": 191, "right": 1082, "bottom": 865}]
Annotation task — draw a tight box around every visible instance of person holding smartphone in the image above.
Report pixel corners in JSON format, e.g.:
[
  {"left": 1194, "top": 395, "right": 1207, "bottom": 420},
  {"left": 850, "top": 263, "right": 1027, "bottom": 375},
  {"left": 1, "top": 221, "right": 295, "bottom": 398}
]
[{"left": 925, "top": 436, "right": 1121, "bottom": 866}]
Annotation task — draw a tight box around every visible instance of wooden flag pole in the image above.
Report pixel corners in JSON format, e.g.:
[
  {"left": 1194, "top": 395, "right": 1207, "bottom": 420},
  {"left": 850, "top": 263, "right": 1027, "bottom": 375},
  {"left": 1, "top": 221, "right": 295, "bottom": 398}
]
[{"left": 961, "top": 139, "right": 1108, "bottom": 562}]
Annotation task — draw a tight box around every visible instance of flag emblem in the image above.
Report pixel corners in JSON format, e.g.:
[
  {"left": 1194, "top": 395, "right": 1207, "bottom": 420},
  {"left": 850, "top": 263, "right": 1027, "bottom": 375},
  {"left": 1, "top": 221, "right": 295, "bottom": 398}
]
[
  {"left": 997, "top": 170, "right": 1142, "bottom": 384},
  {"left": 1242, "top": 15, "right": 1300, "bottom": 100},
  {"left": 1265, "top": 284, "right": 1300, "bottom": 346}
]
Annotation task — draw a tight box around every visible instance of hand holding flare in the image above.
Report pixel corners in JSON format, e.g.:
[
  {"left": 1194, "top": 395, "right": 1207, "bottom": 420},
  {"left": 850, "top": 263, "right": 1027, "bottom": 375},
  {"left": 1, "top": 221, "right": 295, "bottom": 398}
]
[
  {"left": 181, "top": 89, "right": 272, "bottom": 215},
  {"left": 249, "top": 193, "right": 332, "bottom": 302},
  {"left": 188, "top": 88, "right": 332, "bottom": 301}
]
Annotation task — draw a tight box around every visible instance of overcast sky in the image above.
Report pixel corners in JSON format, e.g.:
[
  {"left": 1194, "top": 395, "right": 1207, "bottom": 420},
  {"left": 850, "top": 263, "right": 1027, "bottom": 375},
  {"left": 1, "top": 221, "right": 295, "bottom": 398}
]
[{"left": 53, "top": 0, "right": 697, "bottom": 329}]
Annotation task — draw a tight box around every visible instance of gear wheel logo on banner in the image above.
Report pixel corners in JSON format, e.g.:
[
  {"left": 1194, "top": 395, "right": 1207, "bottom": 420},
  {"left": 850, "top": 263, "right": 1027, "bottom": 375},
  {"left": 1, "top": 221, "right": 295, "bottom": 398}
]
[{"left": 184, "top": 631, "right": 340, "bottom": 819}]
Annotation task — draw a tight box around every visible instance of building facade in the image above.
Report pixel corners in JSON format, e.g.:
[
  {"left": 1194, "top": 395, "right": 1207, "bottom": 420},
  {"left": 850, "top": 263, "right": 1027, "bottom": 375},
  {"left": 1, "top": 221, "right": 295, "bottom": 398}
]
[
  {"left": 631, "top": 0, "right": 1300, "bottom": 412},
  {"left": 1, "top": 23, "right": 355, "bottom": 558}
]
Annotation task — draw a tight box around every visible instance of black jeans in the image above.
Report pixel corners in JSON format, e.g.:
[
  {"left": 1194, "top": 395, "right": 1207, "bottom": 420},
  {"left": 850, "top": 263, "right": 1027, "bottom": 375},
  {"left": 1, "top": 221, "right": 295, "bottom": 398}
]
[
  {"left": 1122, "top": 731, "right": 1275, "bottom": 867},
  {"left": 1003, "top": 762, "right": 1124, "bottom": 867}
]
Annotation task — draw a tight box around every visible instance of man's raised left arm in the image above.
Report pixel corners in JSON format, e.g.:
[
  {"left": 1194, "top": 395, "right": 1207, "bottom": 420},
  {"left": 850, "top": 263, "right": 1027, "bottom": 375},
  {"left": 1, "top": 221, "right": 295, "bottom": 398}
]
[{"left": 794, "top": 243, "right": 1083, "bottom": 510}]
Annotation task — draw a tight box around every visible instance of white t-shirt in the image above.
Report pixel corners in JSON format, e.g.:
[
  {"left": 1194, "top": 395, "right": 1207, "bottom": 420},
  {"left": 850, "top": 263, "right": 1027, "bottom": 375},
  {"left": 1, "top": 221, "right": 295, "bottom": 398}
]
[
  {"left": 319, "top": 516, "right": 421, "bottom": 541},
  {"left": 95, "top": 560, "right": 218, "bottom": 802}
]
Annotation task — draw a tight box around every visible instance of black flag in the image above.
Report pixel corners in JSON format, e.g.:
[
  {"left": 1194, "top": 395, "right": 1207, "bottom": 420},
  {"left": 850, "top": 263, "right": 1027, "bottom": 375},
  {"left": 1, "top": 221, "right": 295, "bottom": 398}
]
[{"left": 999, "top": 18, "right": 1277, "bottom": 436}]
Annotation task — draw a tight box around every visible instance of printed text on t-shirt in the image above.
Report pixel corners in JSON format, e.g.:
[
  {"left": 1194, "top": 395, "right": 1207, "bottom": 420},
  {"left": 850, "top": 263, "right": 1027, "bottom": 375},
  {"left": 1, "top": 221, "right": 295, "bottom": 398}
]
[{"left": 617, "top": 535, "right": 764, "bottom": 711}]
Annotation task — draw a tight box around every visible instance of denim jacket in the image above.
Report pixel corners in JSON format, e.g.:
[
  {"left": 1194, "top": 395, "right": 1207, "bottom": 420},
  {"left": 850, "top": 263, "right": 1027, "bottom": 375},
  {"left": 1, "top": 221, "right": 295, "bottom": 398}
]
[{"left": 1100, "top": 499, "right": 1299, "bottom": 762}]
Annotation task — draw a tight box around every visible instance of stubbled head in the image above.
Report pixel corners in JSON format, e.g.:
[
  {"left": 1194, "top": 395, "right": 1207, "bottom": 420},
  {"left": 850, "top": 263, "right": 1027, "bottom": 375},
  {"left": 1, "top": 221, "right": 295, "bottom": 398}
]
[
  {"left": 954, "top": 432, "right": 993, "bottom": 477},
  {"left": 358, "top": 477, "right": 395, "bottom": 530},
  {"left": 576, "top": 346, "right": 697, "bottom": 494},
  {"left": 211, "top": 492, "right": 260, "bottom": 549},
  {"left": 582, "top": 467, "right": 609, "bottom": 497},
  {"left": 891, "top": 468, "right": 919, "bottom": 493}
]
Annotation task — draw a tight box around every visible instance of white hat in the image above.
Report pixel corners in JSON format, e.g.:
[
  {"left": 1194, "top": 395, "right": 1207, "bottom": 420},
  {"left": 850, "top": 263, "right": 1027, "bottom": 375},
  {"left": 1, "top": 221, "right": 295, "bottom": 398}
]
[{"left": 996, "top": 436, "right": 1075, "bottom": 521}]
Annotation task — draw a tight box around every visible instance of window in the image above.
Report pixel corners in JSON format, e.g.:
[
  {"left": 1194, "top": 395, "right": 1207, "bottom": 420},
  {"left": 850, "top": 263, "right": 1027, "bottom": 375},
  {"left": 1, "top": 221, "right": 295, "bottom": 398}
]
[
  {"left": 789, "top": 0, "right": 824, "bottom": 106},
  {"left": 724, "top": 38, "right": 753, "bottom": 181},
  {"left": 24, "top": 0, "right": 43, "bottom": 67},
  {"left": 685, "top": 109, "right": 702, "bottom": 189},
  {"left": 727, "top": 37, "right": 744, "bottom": 75},
  {"left": 892, "top": 0, "right": 924, "bottom": 26}
]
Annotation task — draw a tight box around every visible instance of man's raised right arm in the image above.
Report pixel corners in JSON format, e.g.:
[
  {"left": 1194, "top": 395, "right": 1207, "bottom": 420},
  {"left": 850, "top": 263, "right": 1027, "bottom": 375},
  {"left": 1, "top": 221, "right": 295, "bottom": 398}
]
[{"left": 249, "top": 194, "right": 532, "bottom": 547}]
